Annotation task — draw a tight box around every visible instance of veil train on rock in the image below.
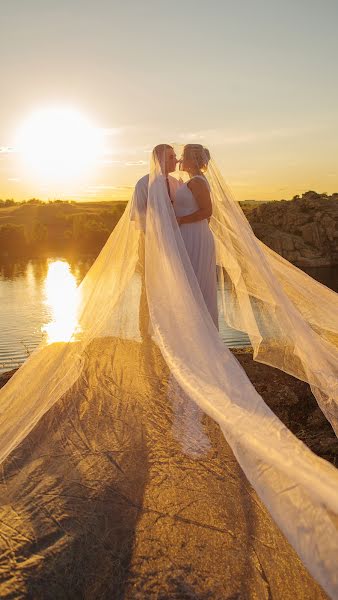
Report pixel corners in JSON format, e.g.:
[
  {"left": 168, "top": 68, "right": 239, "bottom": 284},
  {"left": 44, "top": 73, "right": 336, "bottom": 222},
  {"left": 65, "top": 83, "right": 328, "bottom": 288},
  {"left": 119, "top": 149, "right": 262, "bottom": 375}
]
[{"left": 0, "top": 143, "right": 337, "bottom": 598}]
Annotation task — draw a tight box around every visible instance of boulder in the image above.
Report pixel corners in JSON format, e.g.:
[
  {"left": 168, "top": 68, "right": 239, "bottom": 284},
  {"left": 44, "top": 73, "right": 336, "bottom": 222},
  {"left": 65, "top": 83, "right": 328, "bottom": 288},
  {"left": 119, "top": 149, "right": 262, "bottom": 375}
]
[{"left": 244, "top": 194, "right": 338, "bottom": 267}]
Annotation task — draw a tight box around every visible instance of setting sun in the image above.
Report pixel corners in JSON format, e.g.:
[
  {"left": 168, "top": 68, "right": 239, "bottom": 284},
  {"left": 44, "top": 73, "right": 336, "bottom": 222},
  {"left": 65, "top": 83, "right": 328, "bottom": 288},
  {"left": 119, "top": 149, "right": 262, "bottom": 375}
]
[{"left": 15, "top": 107, "right": 104, "bottom": 185}]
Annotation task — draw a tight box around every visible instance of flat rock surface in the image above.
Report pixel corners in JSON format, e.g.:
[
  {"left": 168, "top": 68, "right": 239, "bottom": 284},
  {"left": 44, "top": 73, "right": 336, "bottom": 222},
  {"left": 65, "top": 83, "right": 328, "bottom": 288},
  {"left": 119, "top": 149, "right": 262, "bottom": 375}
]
[{"left": 0, "top": 340, "right": 333, "bottom": 599}]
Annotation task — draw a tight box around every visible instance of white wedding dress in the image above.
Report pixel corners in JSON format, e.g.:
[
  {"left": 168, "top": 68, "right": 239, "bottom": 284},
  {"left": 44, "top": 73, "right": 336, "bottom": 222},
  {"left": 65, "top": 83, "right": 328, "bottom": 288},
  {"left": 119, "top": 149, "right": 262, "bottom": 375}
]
[
  {"left": 170, "top": 175, "right": 217, "bottom": 456},
  {"left": 174, "top": 175, "right": 218, "bottom": 327}
]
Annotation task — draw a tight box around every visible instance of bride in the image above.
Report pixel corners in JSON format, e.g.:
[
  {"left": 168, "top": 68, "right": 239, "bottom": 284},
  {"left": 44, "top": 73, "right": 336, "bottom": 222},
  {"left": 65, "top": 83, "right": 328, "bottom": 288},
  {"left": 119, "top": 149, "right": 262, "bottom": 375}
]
[
  {"left": 0, "top": 141, "right": 337, "bottom": 598},
  {"left": 175, "top": 144, "right": 218, "bottom": 328}
]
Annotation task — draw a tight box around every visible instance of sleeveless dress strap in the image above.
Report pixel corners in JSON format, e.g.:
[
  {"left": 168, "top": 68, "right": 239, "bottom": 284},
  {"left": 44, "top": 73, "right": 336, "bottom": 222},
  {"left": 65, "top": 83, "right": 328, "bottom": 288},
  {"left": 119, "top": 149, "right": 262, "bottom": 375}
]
[{"left": 190, "top": 175, "right": 211, "bottom": 190}]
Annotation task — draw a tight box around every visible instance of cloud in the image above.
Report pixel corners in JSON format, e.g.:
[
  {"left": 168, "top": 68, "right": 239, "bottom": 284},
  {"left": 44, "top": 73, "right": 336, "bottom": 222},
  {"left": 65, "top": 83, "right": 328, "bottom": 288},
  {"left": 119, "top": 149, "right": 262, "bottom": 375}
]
[
  {"left": 8, "top": 177, "right": 20, "bottom": 182},
  {"left": 177, "top": 132, "right": 206, "bottom": 141},
  {"left": 86, "top": 184, "right": 134, "bottom": 191},
  {"left": 99, "top": 127, "right": 121, "bottom": 136},
  {"left": 98, "top": 159, "right": 122, "bottom": 165},
  {"left": 178, "top": 125, "right": 318, "bottom": 147},
  {"left": 97, "top": 158, "right": 147, "bottom": 166},
  {"left": 87, "top": 184, "right": 117, "bottom": 190},
  {"left": 0, "top": 146, "right": 16, "bottom": 154}
]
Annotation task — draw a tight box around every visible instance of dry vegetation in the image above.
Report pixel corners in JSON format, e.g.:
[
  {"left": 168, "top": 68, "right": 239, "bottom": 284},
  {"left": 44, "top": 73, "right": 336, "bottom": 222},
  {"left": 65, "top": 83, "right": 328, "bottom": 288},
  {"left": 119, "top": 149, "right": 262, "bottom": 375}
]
[{"left": 0, "top": 199, "right": 127, "bottom": 256}]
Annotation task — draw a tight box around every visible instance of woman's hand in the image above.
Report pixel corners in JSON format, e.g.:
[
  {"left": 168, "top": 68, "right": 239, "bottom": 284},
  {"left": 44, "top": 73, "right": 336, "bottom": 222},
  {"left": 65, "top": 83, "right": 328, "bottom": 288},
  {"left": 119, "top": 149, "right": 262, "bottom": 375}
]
[{"left": 176, "top": 215, "right": 183, "bottom": 226}]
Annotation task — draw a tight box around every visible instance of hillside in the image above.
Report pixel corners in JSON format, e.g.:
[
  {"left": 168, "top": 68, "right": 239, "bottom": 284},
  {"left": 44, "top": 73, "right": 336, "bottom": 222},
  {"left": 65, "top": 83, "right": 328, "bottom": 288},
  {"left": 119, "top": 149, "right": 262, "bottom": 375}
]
[
  {"left": 243, "top": 192, "right": 338, "bottom": 267},
  {"left": 0, "top": 200, "right": 127, "bottom": 256}
]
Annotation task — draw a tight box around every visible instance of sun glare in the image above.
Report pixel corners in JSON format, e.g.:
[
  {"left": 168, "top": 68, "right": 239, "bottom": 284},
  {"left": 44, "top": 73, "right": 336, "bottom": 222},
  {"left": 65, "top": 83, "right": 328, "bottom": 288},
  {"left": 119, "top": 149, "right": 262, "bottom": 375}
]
[
  {"left": 15, "top": 107, "right": 104, "bottom": 184},
  {"left": 42, "top": 260, "right": 81, "bottom": 343}
]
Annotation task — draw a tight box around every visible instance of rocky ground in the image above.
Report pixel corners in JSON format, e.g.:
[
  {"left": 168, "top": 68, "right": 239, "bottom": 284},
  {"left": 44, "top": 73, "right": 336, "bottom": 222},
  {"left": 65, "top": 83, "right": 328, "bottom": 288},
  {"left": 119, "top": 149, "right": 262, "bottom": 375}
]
[
  {"left": 1, "top": 346, "right": 335, "bottom": 465},
  {"left": 231, "top": 347, "right": 337, "bottom": 465},
  {"left": 0, "top": 342, "right": 336, "bottom": 599},
  {"left": 243, "top": 193, "right": 338, "bottom": 267}
]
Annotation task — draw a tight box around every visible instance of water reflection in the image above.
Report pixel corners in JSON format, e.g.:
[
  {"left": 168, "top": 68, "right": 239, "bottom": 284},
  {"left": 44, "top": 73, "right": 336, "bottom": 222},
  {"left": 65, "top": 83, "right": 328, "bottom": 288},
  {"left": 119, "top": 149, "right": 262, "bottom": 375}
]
[
  {"left": 41, "top": 260, "right": 81, "bottom": 343},
  {"left": 0, "top": 256, "right": 94, "bottom": 373},
  {"left": 0, "top": 256, "right": 336, "bottom": 374}
]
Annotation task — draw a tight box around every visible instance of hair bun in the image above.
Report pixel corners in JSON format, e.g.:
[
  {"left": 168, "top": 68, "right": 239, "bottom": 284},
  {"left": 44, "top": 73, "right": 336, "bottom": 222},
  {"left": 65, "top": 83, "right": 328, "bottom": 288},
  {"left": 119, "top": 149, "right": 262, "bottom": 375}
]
[{"left": 203, "top": 147, "right": 211, "bottom": 161}]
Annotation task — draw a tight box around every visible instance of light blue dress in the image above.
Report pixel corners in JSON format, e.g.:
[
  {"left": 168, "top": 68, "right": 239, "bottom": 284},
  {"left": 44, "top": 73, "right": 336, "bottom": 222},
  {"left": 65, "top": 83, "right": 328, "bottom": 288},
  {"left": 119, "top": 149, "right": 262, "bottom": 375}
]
[{"left": 174, "top": 175, "right": 218, "bottom": 328}]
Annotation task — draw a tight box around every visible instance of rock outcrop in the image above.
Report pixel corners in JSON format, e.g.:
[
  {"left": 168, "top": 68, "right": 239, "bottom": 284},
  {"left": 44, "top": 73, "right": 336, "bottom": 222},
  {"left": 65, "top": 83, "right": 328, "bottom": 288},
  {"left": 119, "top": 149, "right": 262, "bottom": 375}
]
[{"left": 243, "top": 192, "right": 338, "bottom": 267}]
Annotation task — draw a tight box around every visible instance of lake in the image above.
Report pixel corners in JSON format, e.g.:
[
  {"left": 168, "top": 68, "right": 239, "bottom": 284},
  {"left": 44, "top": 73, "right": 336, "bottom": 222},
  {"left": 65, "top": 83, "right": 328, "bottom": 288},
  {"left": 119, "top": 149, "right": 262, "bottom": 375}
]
[{"left": 0, "top": 256, "right": 337, "bottom": 374}]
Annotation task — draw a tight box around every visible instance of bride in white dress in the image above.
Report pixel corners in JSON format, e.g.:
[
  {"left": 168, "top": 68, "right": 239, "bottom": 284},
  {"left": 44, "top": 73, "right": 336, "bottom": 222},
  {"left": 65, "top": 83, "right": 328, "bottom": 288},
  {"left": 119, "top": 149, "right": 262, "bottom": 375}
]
[
  {"left": 171, "top": 144, "right": 218, "bottom": 455},
  {"left": 174, "top": 144, "right": 218, "bottom": 328}
]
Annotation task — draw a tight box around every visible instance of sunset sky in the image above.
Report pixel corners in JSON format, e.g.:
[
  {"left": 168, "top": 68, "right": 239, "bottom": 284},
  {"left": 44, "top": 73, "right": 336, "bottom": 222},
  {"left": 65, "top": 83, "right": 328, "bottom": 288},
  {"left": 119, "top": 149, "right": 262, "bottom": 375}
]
[{"left": 1, "top": 0, "right": 338, "bottom": 202}]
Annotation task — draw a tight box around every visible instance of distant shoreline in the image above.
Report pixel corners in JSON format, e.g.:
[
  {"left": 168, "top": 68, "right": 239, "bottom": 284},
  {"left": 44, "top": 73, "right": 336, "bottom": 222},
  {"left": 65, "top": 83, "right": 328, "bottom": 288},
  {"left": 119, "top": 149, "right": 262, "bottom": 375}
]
[{"left": 1, "top": 193, "right": 337, "bottom": 267}]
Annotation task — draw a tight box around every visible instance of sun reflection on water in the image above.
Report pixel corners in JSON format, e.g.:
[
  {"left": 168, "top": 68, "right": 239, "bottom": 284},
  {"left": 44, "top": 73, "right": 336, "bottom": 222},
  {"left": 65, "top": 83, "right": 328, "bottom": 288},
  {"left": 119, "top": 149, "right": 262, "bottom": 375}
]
[{"left": 42, "top": 260, "right": 81, "bottom": 343}]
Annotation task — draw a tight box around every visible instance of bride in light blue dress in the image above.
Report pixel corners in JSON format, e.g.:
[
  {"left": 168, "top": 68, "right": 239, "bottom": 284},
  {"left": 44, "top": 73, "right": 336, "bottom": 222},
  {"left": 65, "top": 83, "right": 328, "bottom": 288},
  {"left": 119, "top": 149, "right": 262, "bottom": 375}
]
[{"left": 174, "top": 144, "right": 218, "bottom": 328}]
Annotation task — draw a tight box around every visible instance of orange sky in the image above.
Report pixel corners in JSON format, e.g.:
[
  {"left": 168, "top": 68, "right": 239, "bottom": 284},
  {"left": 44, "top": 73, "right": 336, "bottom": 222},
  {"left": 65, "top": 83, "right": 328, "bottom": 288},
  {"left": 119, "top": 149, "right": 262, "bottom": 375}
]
[{"left": 1, "top": 1, "right": 338, "bottom": 203}]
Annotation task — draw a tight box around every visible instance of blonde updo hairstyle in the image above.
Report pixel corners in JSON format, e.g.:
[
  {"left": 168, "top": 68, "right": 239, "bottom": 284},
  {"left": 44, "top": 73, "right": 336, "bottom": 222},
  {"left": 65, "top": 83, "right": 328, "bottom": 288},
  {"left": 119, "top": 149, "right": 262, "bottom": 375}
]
[{"left": 182, "top": 144, "right": 211, "bottom": 172}]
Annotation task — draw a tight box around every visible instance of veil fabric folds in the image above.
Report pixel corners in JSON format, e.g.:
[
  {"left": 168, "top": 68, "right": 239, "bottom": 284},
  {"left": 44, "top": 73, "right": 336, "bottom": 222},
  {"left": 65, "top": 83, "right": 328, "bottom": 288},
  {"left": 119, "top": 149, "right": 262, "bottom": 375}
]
[
  {"left": 206, "top": 159, "right": 338, "bottom": 431},
  {"left": 0, "top": 144, "right": 337, "bottom": 597}
]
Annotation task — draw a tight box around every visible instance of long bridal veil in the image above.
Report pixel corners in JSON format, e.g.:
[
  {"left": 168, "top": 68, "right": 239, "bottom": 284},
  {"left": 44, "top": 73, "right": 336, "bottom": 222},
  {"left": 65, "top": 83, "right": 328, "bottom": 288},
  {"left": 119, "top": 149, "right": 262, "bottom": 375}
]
[{"left": 0, "top": 143, "right": 337, "bottom": 597}]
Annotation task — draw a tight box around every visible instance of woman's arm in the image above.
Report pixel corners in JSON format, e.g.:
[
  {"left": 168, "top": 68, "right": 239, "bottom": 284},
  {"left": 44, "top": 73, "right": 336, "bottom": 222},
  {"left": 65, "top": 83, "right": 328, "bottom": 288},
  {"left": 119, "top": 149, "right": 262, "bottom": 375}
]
[{"left": 177, "top": 178, "right": 212, "bottom": 225}]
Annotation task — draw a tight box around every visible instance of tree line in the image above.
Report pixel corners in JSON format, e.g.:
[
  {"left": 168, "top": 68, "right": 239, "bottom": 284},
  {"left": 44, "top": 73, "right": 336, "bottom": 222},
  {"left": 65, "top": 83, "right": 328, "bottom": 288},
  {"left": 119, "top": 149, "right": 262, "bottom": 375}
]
[{"left": 0, "top": 200, "right": 127, "bottom": 257}]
